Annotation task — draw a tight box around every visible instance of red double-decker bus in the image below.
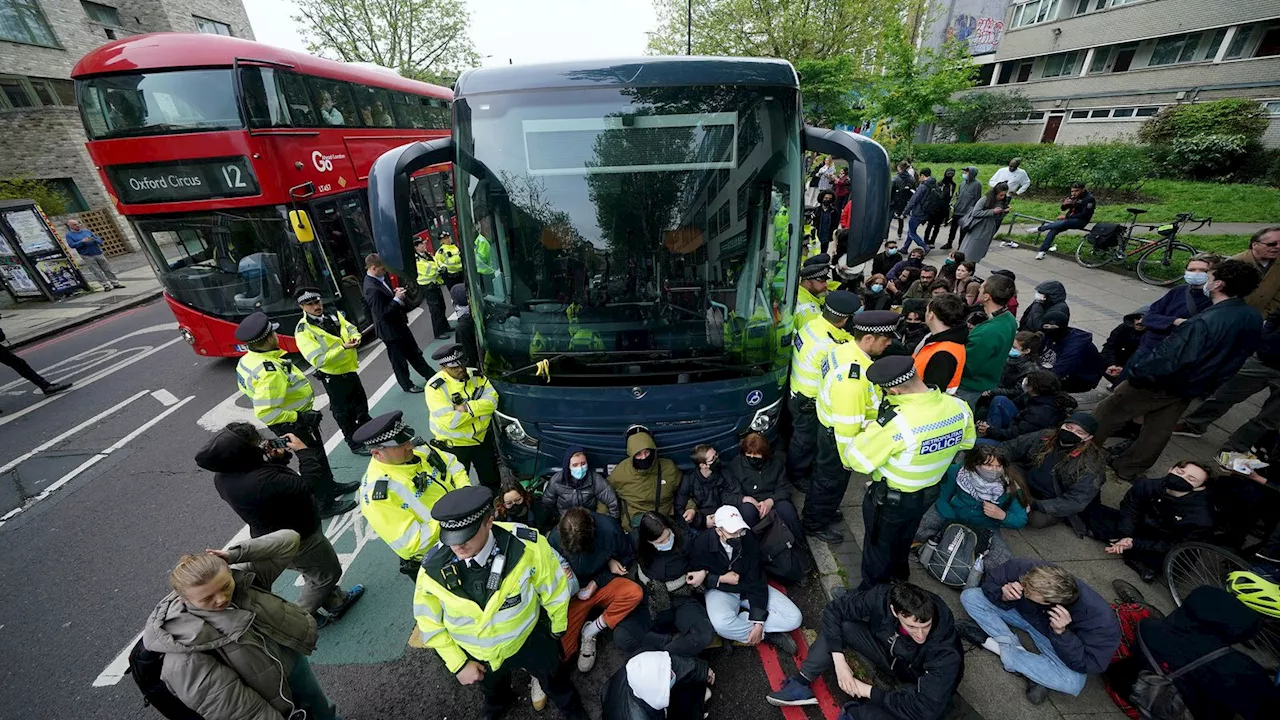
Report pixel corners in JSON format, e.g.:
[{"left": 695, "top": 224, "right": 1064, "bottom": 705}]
[{"left": 72, "top": 33, "right": 454, "bottom": 357}]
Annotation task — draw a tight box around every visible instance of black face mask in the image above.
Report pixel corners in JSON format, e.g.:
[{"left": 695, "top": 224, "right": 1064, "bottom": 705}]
[
  {"left": 506, "top": 503, "right": 529, "bottom": 519},
  {"left": 1055, "top": 429, "right": 1082, "bottom": 449},
  {"left": 746, "top": 455, "right": 766, "bottom": 470},
  {"left": 633, "top": 453, "right": 655, "bottom": 471},
  {"left": 706, "top": 456, "right": 720, "bottom": 470},
  {"left": 1163, "top": 474, "right": 1196, "bottom": 493}
]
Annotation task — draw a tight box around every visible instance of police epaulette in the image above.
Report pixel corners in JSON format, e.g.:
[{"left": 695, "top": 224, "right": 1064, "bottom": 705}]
[
  {"left": 876, "top": 399, "right": 898, "bottom": 426},
  {"left": 429, "top": 376, "right": 446, "bottom": 390},
  {"left": 848, "top": 364, "right": 861, "bottom": 380},
  {"left": 262, "top": 360, "right": 277, "bottom": 372},
  {"left": 513, "top": 525, "right": 538, "bottom": 543},
  {"left": 422, "top": 542, "right": 447, "bottom": 568}
]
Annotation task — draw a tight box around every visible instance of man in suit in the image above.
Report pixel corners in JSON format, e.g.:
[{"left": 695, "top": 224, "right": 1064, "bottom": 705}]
[{"left": 363, "top": 253, "right": 432, "bottom": 393}]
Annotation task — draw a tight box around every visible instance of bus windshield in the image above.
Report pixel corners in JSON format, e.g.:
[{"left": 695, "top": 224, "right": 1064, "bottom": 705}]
[
  {"left": 77, "top": 69, "right": 242, "bottom": 139},
  {"left": 455, "top": 84, "right": 800, "bottom": 384}
]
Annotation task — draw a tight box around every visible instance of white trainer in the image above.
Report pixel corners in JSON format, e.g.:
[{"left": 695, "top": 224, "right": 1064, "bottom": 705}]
[
  {"left": 1035, "top": 251, "right": 1046, "bottom": 260},
  {"left": 531, "top": 676, "right": 547, "bottom": 711},
  {"left": 577, "top": 625, "right": 598, "bottom": 672}
]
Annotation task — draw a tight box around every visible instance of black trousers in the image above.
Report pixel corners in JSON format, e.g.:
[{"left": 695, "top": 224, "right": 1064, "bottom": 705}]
[
  {"left": 0, "top": 343, "right": 49, "bottom": 389},
  {"left": 614, "top": 596, "right": 714, "bottom": 658},
  {"left": 804, "top": 426, "right": 851, "bottom": 532},
  {"left": 316, "top": 371, "right": 371, "bottom": 451},
  {"left": 859, "top": 483, "right": 938, "bottom": 590},
  {"left": 946, "top": 212, "right": 968, "bottom": 246},
  {"left": 478, "top": 624, "right": 581, "bottom": 716},
  {"left": 268, "top": 418, "right": 336, "bottom": 499},
  {"left": 1078, "top": 499, "right": 1173, "bottom": 572},
  {"left": 385, "top": 335, "right": 433, "bottom": 390},
  {"left": 435, "top": 433, "right": 502, "bottom": 491},
  {"left": 786, "top": 394, "right": 819, "bottom": 484},
  {"left": 423, "top": 284, "right": 451, "bottom": 338}
]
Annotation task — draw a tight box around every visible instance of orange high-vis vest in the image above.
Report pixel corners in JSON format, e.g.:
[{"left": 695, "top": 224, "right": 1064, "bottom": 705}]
[{"left": 914, "top": 340, "right": 966, "bottom": 394}]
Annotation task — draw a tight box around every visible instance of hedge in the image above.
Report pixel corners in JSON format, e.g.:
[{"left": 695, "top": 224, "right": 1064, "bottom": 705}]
[{"left": 905, "top": 143, "right": 1053, "bottom": 165}]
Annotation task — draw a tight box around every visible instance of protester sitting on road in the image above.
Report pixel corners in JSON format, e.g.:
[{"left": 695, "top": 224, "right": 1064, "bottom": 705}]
[
  {"left": 494, "top": 476, "right": 553, "bottom": 531},
  {"left": 990, "top": 330, "right": 1045, "bottom": 397},
  {"left": 914, "top": 293, "right": 969, "bottom": 394},
  {"left": 979, "top": 370, "right": 1076, "bottom": 444},
  {"left": 897, "top": 300, "right": 930, "bottom": 351},
  {"left": 862, "top": 274, "right": 894, "bottom": 311},
  {"left": 958, "top": 183, "right": 1011, "bottom": 265},
  {"left": 1020, "top": 280, "right": 1071, "bottom": 338},
  {"left": 767, "top": 581, "right": 963, "bottom": 720},
  {"left": 901, "top": 264, "right": 938, "bottom": 300},
  {"left": 1080, "top": 461, "right": 1214, "bottom": 583},
  {"left": 543, "top": 445, "right": 621, "bottom": 522},
  {"left": 938, "top": 249, "right": 965, "bottom": 280},
  {"left": 1126, "top": 255, "right": 1216, "bottom": 377},
  {"left": 1100, "top": 312, "right": 1145, "bottom": 387},
  {"left": 614, "top": 512, "right": 715, "bottom": 658},
  {"left": 871, "top": 238, "right": 901, "bottom": 278},
  {"left": 886, "top": 265, "right": 920, "bottom": 300},
  {"left": 549, "top": 508, "right": 645, "bottom": 673},
  {"left": 1036, "top": 183, "right": 1096, "bottom": 260},
  {"left": 949, "top": 261, "right": 982, "bottom": 307},
  {"left": 610, "top": 425, "right": 684, "bottom": 528},
  {"left": 603, "top": 651, "right": 714, "bottom": 720},
  {"left": 913, "top": 445, "right": 1029, "bottom": 569},
  {"left": 196, "top": 424, "right": 364, "bottom": 626},
  {"left": 690, "top": 506, "right": 801, "bottom": 654},
  {"left": 989, "top": 268, "right": 1019, "bottom": 317},
  {"left": 676, "top": 444, "right": 737, "bottom": 533},
  {"left": 1103, "top": 586, "right": 1280, "bottom": 720},
  {"left": 887, "top": 246, "right": 925, "bottom": 282},
  {"left": 958, "top": 559, "right": 1120, "bottom": 705},
  {"left": 724, "top": 431, "right": 802, "bottom": 539},
  {"left": 143, "top": 531, "right": 344, "bottom": 720},
  {"left": 1001, "top": 412, "right": 1106, "bottom": 534},
  {"left": 927, "top": 279, "right": 951, "bottom": 300}
]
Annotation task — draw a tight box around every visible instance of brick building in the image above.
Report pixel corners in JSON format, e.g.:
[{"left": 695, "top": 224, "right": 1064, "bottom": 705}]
[
  {"left": 924, "top": 0, "right": 1280, "bottom": 146},
  {"left": 0, "top": 0, "right": 254, "bottom": 242}
]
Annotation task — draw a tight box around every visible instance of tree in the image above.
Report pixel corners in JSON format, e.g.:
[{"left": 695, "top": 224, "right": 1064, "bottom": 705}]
[
  {"left": 935, "top": 90, "right": 1033, "bottom": 142},
  {"left": 0, "top": 177, "right": 69, "bottom": 216},
  {"left": 794, "top": 56, "right": 861, "bottom": 128},
  {"left": 1138, "top": 98, "right": 1269, "bottom": 146},
  {"left": 292, "top": 0, "right": 478, "bottom": 83}
]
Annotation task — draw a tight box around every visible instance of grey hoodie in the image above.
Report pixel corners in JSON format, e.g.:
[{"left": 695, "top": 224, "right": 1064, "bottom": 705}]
[{"left": 953, "top": 168, "right": 983, "bottom": 217}]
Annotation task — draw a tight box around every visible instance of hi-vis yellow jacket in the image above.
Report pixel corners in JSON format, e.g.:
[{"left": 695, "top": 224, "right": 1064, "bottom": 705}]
[
  {"left": 235, "top": 349, "right": 314, "bottom": 425},
  {"left": 790, "top": 316, "right": 851, "bottom": 399},
  {"left": 843, "top": 389, "right": 976, "bottom": 492},
  {"left": 818, "top": 340, "right": 879, "bottom": 463},
  {"left": 436, "top": 243, "right": 462, "bottom": 274},
  {"left": 359, "top": 446, "right": 471, "bottom": 560},
  {"left": 425, "top": 369, "right": 498, "bottom": 447},
  {"left": 294, "top": 311, "right": 361, "bottom": 376},
  {"left": 413, "top": 523, "right": 571, "bottom": 672},
  {"left": 416, "top": 252, "right": 443, "bottom": 286}
]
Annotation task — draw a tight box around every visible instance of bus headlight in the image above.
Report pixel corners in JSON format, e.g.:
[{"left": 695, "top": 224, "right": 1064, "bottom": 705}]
[
  {"left": 495, "top": 410, "right": 539, "bottom": 450},
  {"left": 750, "top": 397, "right": 783, "bottom": 432}
]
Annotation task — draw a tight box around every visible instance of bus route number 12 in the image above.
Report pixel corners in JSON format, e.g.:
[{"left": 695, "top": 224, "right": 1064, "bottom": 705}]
[{"left": 221, "top": 164, "right": 248, "bottom": 189}]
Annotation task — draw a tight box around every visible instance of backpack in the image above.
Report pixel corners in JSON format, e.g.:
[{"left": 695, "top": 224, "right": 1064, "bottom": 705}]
[
  {"left": 127, "top": 637, "right": 209, "bottom": 720},
  {"left": 753, "top": 512, "right": 810, "bottom": 586},
  {"left": 917, "top": 523, "right": 987, "bottom": 588},
  {"left": 1086, "top": 222, "right": 1123, "bottom": 250},
  {"left": 919, "top": 185, "right": 946, "bottom": 219},
  {"left": 1128, "top": 631, "right": 1231, "bottom": 720}
]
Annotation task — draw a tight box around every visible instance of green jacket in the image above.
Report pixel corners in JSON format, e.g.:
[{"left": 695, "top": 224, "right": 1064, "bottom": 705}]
[
  {"left": 961, "top": 309, "right": 1017, "bottom": 392},
  {"left": 607, "top": 430, "right": 682, "bottom": 526}
]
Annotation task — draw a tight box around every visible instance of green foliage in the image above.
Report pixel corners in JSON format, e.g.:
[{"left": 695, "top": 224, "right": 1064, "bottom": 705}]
[
  {"left": 935, "top": 91, "right": 1032, "bottom": 142},
  {"left": 1138, "top": 99, "right": 1269, "bottom": 146},
  {"left": 0, "top": 177, "right": 69, "bottom": 216},
  {"left": 1024, "top": 144, "right": 1152, "bottom": 195},
  {"left": 910, "top": 142, "right": 1052, "bottom": 165},
  {"left": 796, "top": 56, "right": 861, "bottom": 128},
  {"left": 293, "top": 0, "right": 478, "bottom": 79},
  {"left": 1155, "top": 134, "right": 1251, "bottom": 181}
]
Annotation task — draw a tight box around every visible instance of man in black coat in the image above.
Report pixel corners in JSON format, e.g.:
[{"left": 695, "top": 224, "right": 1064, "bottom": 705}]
[
  {"left": 363, "top": 253, "right": 432, "bottom": 393},
  {"left": 195, "top": 423, "right": 363, "bottom": 625},
  {"left": 768, "top": 582, "right": 963, "bottom": 720}
]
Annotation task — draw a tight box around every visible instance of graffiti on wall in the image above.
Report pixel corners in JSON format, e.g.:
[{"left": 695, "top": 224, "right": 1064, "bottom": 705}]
[{"left": 950, "top": 13, "right": 1005, "bottom": 55}]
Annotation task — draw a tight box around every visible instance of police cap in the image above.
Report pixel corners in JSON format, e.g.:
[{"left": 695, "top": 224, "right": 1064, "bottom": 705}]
[
  {"left": 234, "top": 312, "right": 278, "bottom": 344},
  {"left": 432, "top": 343, "right": 466, "bottom": 368},
  {"left": 824, "top": 290, "right": 860, "bottom": 318},
  {"left": 294, "top": 287, "right": 323, "bottom": 305},
  {"left": 799, "top": 254, "right": 831, "bottom": 280},
  {"left": 351, "top": 410, "right": 416, "bottom": 448},
  {"left": 866, "top": 355, "right": 917, "bottom": 388},
  {"left": 853, "top": 310, "right": 900, "bottom": 335},
  {"left": 434, "top": 486, "right": 495, "bottom": 545}
]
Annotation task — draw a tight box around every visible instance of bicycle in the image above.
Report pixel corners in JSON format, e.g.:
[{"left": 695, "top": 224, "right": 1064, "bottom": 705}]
[
  {"left": 1163, "top": 541, "right": 1280, "bottom": 669},
  {"left": 1075, "top": 209, "right": 1212, "bottom": 286}
]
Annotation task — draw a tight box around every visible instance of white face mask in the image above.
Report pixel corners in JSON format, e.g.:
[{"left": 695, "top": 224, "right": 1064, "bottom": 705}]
[
  {"left": 652, "top": 534, "right": 675, "bottom": 552},
  {"left": 1034, "top": 292, "right": 1046, "bottom": 302}
]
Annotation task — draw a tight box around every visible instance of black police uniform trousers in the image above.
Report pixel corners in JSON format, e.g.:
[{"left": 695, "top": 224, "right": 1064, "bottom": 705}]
[
  {"left": 479, "top": 621, "right": 581, "bottom": 716},
  {"left": 422, "top": 282, "right": 451, "bottom": 338},
  {"left": 386, "top": 336, "right": 434, "bottom": 391},
  {"left": 315, "top": 371, "right": 371, "bottom": 452},
  {"left": 803, "top": 426, "right": 851, "bottom": 533},
  {"left": 434, "top": 432, "right": 502, "bottom": 491},
  {"left": 858, "top": 481, "right": 940, "bottom": 591},
  {"left": 786, "top": 392, "right": 819, "bottom": 487},
  {"left": 268, "top": 417, "right": 337, "bottom": 500}
]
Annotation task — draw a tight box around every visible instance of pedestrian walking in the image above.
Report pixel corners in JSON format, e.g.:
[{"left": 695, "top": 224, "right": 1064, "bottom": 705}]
[
  {"left": 363, "top": 253, "right": 432, "bottom": 393},
  {"left": 903, "top": 168, "right": 941, "bottom": 253},
  {"left": 958, "top": 183, "right": 1011, "bottom": 265},
  {"left": 0, "top": 318, "right": 71, "bottom": 405},
  {"left": 64, "top": 219, "right": 124, "bottom": 290},
  {"left": 292, "top": 287, "right": 371, "bottom": 455},
  {"left": 425, "top": 343, "right": 502, "bottom": 491},
  {"left": 414, "top": 236, "right": 451, "bottom": 338},
  {"left": 924, "top": 168, "right": 956, "bottom": 248},
  {"left": 944, "top": 167, "right": 982, "bottom": 250}
]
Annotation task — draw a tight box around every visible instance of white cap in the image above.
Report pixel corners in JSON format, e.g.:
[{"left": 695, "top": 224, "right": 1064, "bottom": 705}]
[{"left": 713, "top": 505, "right": 750, "bottom": 534}]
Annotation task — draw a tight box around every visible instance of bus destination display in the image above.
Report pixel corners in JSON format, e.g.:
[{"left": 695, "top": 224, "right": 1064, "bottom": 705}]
[{"left": 106, "top": 157, "right": 260, "bottom": 204}]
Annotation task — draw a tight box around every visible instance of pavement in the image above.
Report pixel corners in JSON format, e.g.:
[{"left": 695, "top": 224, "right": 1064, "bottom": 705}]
[{"left": 996, "top": 214, "right": 1271, "bottom": 240}]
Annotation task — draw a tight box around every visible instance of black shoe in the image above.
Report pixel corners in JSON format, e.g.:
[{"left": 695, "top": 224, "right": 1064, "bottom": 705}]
[
  {"left": 812, "top": 526, "right": 844, "bottom": 544},
  {"left": 332, "top": 480, "right": 360, "bottom": 496},
  {"left": 939, "top": 243, "right": 953, "bottom": 250},
  {"left": 1112, "top": 579, "right": 1147, "bottom": 606},
  {"left": 320, "top": 498, "right": 358, "bottom": 518},
  {"left": 41, "top": 381, "right": 72, "bottom": 395},
  {"left": 1025, "top": 678, "right": 1050, "bottom": 705},
  {"left": 956, "top": 620, "right": 990, "bottom": 648},
  {"left": 765, "top": 631, "right": 798, "bottom": 655},
  {"left": 834, "top": 509, "right": 845, "bottom": 523},
  {"left": 403, "top": 385, "right": 424, "bottom": 394},
  {"left": 830, "top": 586, "right": 848, "bottom": 600},
  {"left": 1124, "top": 557, "right": 1158, "bottom": 584}
]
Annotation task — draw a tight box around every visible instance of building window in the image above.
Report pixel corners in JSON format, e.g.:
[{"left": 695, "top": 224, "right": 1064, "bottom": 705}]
[
  {"left": 975, "top": 64, "right": 996, "bottom": 86},
  {"left": 0, "top": 77, "right": 34, "bottom": 108},
  {"left": 1112, "top": 107, "right": 1135, "bottom": 117},
  {"left": 81, "top": 1, "right": 120, "bottom": 25},
  {"left": 1227, "top": 23, "right": 1280, "bottom": 60},
  {"left": 1090, "top": 109, "right": 1110, "bottom": 118},
  {"left": 1261, "top": 100, "right": 1280, "bottom": 117},
  {"left": 1011, "top": 0, "right": 1059, "bottom": 29},
  {"left": 1134, "top": 106, "right": 1159, "bottom": 117},
  {"left": 194, "top": 16, "right": 232, "bottom": 36},
  {"left": 0, "top": 0, "right": 60, "bottom": 47},
  {"left": 1072, "top": 0, "right": 1140, "bottom": 15},
  {"left": 1041, "top": 51, "right": 1080, "bottom": 78},
  {"left": 1148, "top": 33, "right": 1210, "bottom": 67},
  {"left": 1028, "top": 111, "right": 1045, "bottom": 120}
]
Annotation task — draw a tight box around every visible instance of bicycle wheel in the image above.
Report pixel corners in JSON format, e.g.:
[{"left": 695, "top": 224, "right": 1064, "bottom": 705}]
[
  {"left": 1164, "top": 541, "right": 1250, "bottom": 607},
  {"left": 1136, "top": 241, "right": 1196, "bottom": 286},
  {"left": 1075, "top": 239, "right": 1114, "bottom": 268}
]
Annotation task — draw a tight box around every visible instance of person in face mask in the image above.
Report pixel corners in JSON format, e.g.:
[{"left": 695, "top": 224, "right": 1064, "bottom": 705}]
[
  {"left": 978, "top": 369, "right": 1076, "bottom": 444},
  {"left": 614, "top": 513, "right": 715, "bottom": 659},
  {"left": 999, "top": 411, "right": 1107, "bottom": 535},
  {"left": 1127, "top": 256, "right": 1217, "bottom": 373},
  {"left": 723, "top": 432, "right": 803, "bottom": 540},
  {"left": 871, "top": 239, "right": 901, "bottom": 277},
  {"left": 542, "top": 446, "right": 621, "bottom": 523},
  {"left": 1099, "top": 312, "right": 1146, "bottom": 387},
  {"left": 494, "top": 476, "right": 553, "bottom": 530},
  {"left": 913, "top": 444, "right": 1029, "bottom": 569},
  {"left": 861, "top": 273, "right": 893, "bottom": 311},
  {"left": 1019, "top": 280, "right": 1071, "bottom": 338},
  {"left": 1078, "top": 461, "right": 1214, "bottom": 582},
  {"left": 609, "top": 426, "right": 682, "bottom": 528},
  {"left": 676, "top": 445, "right": 737, "bottom": 533}
]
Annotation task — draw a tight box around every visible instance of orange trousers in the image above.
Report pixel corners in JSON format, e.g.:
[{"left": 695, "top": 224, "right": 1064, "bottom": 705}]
[{"left": 561, "top": 577, "right": 644, "bottom": 657}]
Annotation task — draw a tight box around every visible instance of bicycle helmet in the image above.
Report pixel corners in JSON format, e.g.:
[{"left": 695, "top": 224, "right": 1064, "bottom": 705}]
[{"left": 1226, "top": 570, "right": 1280, "bottom": 619}]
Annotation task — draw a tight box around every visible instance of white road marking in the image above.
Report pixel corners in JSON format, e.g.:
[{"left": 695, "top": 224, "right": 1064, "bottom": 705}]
[
  {"left": 150, "top": 389, "right": 179, "bottom": 407},
  {"left": 0, "top": 390, "right": 150, "bottom": 476},
  {"left": 0, "top": 323, "right": 178, "bottom": 393}
]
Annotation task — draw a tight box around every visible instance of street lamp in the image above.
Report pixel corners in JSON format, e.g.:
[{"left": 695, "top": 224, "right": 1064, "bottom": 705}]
[{"left": 686, "top": 0, "right": 692, "bottom": 55}]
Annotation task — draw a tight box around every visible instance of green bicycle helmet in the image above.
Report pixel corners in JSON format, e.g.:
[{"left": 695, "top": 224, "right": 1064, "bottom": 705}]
[{"left": 1226, "top": 570, "right": 1280, "bottom": 619}]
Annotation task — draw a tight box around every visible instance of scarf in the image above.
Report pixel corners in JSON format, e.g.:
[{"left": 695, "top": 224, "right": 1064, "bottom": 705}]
[{"left": 954, "top": 466, "right": 1005, "bottom": 504}]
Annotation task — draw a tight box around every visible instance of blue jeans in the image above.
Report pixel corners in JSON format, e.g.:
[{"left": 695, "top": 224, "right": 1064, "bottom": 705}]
[
  {"left": 1037, "top": 218, "right": 1088, "bottom": 252},
  {"left": 705, "top": 586, "right": 803, "bottom": 642},
  {"left": 959, "top": 588, "right": 1087, "bottom": 695},
  {"left": 288, "top": 656, "right": 343, "bottom": 720},
  {"left": 906, "top": 215, "right": 927, "bottom": 252}
]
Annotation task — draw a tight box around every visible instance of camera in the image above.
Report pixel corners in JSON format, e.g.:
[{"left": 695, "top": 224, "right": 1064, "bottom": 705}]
[{"left": 268, "top": 437, "right": 289, "bottom": 449}]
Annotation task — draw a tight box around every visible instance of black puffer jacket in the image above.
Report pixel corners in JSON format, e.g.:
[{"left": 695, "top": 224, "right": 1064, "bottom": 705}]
[
  {"left": 724, "top": 453, "right": 791, "bottom": 504},
  {"left": 1128, "top": 297, "right": 1261, "bottom": 398},
  {"left": 1117, "top": 476, "right": 1215, "bottom": 553},
  {"left": 675, "top": 468, "right": 737, "bottom": 529},
  {"left": 1001, "top": 429, "right": 1104, "bottom": 533},
  {"left": 195, "top": 428, "right": 322, "bottom": 539},
  {"left": 688, "top": 529, "right": 769, "bottom": 623},
  {"left": 602, "top": 652, "right": 709, "bottom": 720},
  {"left": 820, "top": 584, "right": 963, "bottom": 720},
  {"left": 1021, "top": 281, "right": 1070, "bottom": 336},
  {"left": 542, "top": 446, "right": 621, "bottom": 520},
  {"left": 984, "top": 392, "right": 1076, "bottom": 442}
]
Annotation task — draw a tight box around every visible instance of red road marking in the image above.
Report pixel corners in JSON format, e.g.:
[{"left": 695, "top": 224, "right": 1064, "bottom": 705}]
[
  {"left": 758, "top": 581, "right": 842, "bottom": 720},
  {"left": 757, "top": 641, "right": 809, "bottom": 720},
  {"left": 790, "top": 626, "right": 842, "bottom": 720}
]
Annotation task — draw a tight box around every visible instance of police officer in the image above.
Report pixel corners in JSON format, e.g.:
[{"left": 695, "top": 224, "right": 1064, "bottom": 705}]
[
  {"left": 435, "top": 231, "right": 464, "bottom": 289},
  {"left": 293, "top": 287, "right": 372, "bottom": 455},
  {"left": 414, "top": 486, "right": 584, "bottom": 719},
  {"left": 795, "top": 253, "right": 832, "bottom": 331},
  {"left": 414, "top": 236, "right": 451, "bottom": 338},
  {"left": 787, "top": 289, "right": 858, "bottom": 489},
  {"left": 845, "top": 355, "right": 975, "bottom": 589},
  {"left": 234, "top": 312, "right": 358, "bottom": 516},
  {"left": 352, "top": 411, "right": 470, "bottom": 575},
  {"left": 426, "top": 343, "right": 502, "bottom": 491},
  {"left": 806, "top": 310, "right": 900, "bottom": 544}
]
